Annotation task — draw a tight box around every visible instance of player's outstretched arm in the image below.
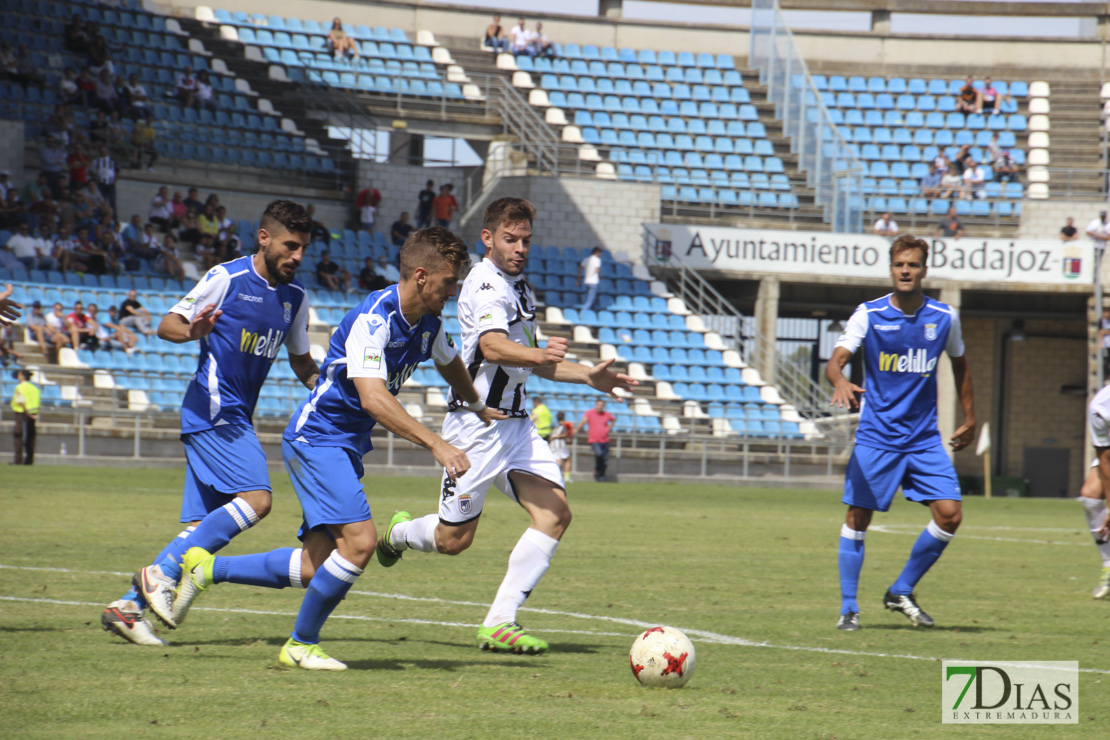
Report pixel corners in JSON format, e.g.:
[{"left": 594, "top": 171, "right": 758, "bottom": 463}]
[
  {"left": 435, "top": 355, "right": 508, "bottom": 426},
  {"left": 948, "top": 354, "right": 976, "bottom": 451},
  {"left": 479, "top": 331, "right": 566, "bottom": 368},
  {"left": 288, "top": 351, "right": 320, "bottom": 391},
  {"left": 825, "top": 346, "right": 863, "bottom": 410},
  {"left": 536, "top": 356, "right": 639, "bottom": 398},
  {"left": 352, "top": 377, "right": 471, "bottom": 481},
  {"left": 0, "top": 284, "right": 22, "bottom": 326},
  {"left": 157, "top": 304, "right": 222, "bottom": 343}
]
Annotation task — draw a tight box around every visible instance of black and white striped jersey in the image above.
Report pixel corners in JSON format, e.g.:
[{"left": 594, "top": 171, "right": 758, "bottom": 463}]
[{"left": 448, "top": 258, "right": 538, "bottom": 416}]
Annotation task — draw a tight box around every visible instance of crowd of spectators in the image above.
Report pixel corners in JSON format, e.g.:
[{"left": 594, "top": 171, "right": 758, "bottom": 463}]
[
  {"left": 955, "top": 75, "right": 1012, "bottom": 116},
  {"left": 483, "top": 14, "right": 555, "bottom": 58}
]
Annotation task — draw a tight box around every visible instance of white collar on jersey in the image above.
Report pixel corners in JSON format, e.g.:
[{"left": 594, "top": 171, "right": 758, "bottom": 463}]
[
  {"left": 247, "top": 254, "right": 277, "bottom": 291},
  {"left": 482, "top": 256, "right": 525, "bottom": 283}
]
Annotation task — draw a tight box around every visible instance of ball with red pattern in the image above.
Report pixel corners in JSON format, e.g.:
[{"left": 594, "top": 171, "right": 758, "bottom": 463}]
[{"left": 628, "top": 625, "right": 696, "bottom": 688}]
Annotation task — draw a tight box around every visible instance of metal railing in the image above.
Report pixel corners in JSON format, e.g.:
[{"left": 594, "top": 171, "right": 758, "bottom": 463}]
[
  {"left": 640, "top": 224, "right": 838, "bottom": 419},
  {"left": 750, "top": 0, "right": 864, "bottom": 233}
]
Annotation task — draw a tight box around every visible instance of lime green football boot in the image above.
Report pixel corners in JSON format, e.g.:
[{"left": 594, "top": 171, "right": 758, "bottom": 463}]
[
  {"left": 375, "top": 510, "right": 411, "bottom": 567},
  {"left": 477, "top": 622, "right": 549, "bottom": 654}
]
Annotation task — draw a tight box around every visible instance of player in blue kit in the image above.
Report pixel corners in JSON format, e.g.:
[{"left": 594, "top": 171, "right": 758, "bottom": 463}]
[
  {"left": 101, "top": 200, "right": 320, "bottom": 646},
  {"left": 170, "top": 227, "right": 503, "bottom": 670},
  {"left": 826, "top": 235, "right": 976, "bottom": 631}
]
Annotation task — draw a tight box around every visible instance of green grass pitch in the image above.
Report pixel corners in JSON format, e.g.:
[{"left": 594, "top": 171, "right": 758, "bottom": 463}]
[{"left": 0, "top": 466, "right": 1105, "bottom": 739}]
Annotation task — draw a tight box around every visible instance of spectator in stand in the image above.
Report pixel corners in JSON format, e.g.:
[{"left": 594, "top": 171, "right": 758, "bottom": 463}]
[
  {"left": 66, "top": 301, "right": 97, "bottom": 349},
  {"left": 956, "top": 75, "right": 979, "bottom": 114},
  {"left": 483, "top": 14, "right": 509, "bottom": 53},
  {"left": 6, "top": 223, "right": 40, "bottom": 270},
  {"left": 169, "top": 190, "right": 187, "bottom": 223},
  {"left": 24, "top": 301, "right": 53, "bottom": 356},
  {"left": 75, "top": 224, "right": 111, "bottom": 275},
  {"left": 0, "top": 190, "right": 26, "bottom": 233},
  {"left": 154, "top": 233, "right": 185, "bottom": 281},
  {"left": 195, "top": 201, "right": 221, "bottom": 269},
  {"left": 216, "top": 205, "right": 242, "bottom": 259},
  {"left": 123, "top": 73, "right": 149, "bottom": 119},
  {"left": 994, "top": 150, "right": 1019, "bottom": 183},
  {"left": 93, "top": 68, "right": 119, "bottom": 115},
  {"left": 148, "top": 186, "right": 174, "bottom": 233},
  {"left": 5, "top": 43, "right": 44, "bottom": 89},
  {"left": 978, "top": 76, "right": 1010, "bottom": 116},
  {"left": 0, "top": 170, "right": 10, "bottom": 202},
  {"left": 0, "top": 317, "right": 20, "bottom": 367},
  {"left": 45, "top": 302, "right": 74, "bottom": 355},
  {"left": 987, "top": 132, "right": 1002, "bottom": 165},
  {"left": 137, "top": 222, "right": 165, "bottom": 267},
  {"left": 118, "top": 289, "right": 154, "bottom": 336},
  {"left": 432, "top": 184, "right": 458, "bottom": 227},
  {"left": 58, "top": 67, "right": 86, "bottom": 106},
  {"left": 121, "top": 213, "right": 144, "bottom": 253},
  {"left": 872, "top": 211, "right": 899, "bottom": 239},
  {"left": 939, "top": 166, "right": 964, "bottom": 200},
  {"left": 391, "top": 211, "right": 413, "bottom": 247},
  {"left": 183, "top": 187, "right": 204, "bottom": 214},
  {"left": 510, "top": 17, "right": 533, "bottom": 56},
  {"left": 40, "top": 135, "right": 68, "bottom": 194},
  {"left": 962, "top": 159, "right": 986, "bottom": 200},
  {"left": 920, "top": 164, "right": 943, "bottom": 199},
  {"left": 86, "top": 23, "right": 113, "bottom": 76},
  {"left": 132, "top": 113, "right": 157, "bottom": 171},
  {"left": 358, "top": 256, "right": 390, "bottom": 292},
  {"left": 171, "top": 66, "right": 198, "bottom": 109},
  {"left": 326, "top": 18, "right": 360, "bottom": 62},
  {"left": 306, "top": 203, "right": 331, "bottom": 246},
  {"left": 113, "top": 74, "right": 132, "bottom": 114},
  {"left": 83, "top": 180, "right": 111, "bottom": 221},
  {"left": 935, "top": 205, "right": 964, "bottom": 240},
  {"left": 1060, "top": 217, "right": 1079, "bottom": 242},
  {"left": 89, "top": 145, "right": 118, "bottom": 215},
  {"left": 574, "top": 399, "right": 616, "bottom": 482},
  {"left": 952, "top": 143, "right": 973, "bottom": 174},
  {"left": 577, "top": 246, "right": 603, "bottom": 311},
  {"left": 376, "top": 254, "right": 400, "bottom": 284},
  {"left": 65, "top": 13, "right": 90, "bottom": 55},
  {"left": 355, "top": 184, "right": 380, "bottom": 232},
  {"left": 1087, "top": 211, "right": 1110, "bottom": 253},
  {"left": 194, "top": 70, "right": 218, "bottom": 112},
  {"left": 31, "top": 190, "right": 60, "bottom": 237},
  {"left": 74, "top": 67, "right": 96, "bottom": 108},
  {"left": 315, "top": 250, "right": 351, "bottom": 293},
  {"left": 53, "top": 223, "right": 78, "bottom": 274},
  {"left": 66, "top": 143, "right": 90, "bottom": 195},
  {"left": 531, "top": 23, "right": 555, "bottom": 58},
  {"left": 94, "top": 215, "right": 123, "bottom": 275},
  {"left": 549, "top": 411, "right": 574, "bottom": 483},
  {"left": 10, "top": 368, "right": 39, "bottom": 465},
  {"left": 415, "top": 179, "right": 435, "bottom": 228},
  {"left": 87, "top": 302, "right": 135, "bottom": 352}
]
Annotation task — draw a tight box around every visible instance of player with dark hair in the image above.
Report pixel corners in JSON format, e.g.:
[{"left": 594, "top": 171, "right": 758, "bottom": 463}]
[
  {"left": 826, "top": 235, "right": 975, "bottom": 631},
  {"left": 101, "top": 200, "right": 320, "bottom": 646},
  {"left": 376, "top": 197, "right": 637, "bottom": 654},
  {"left": 172, "top": 227, "right": 504, "bottom": 670}
]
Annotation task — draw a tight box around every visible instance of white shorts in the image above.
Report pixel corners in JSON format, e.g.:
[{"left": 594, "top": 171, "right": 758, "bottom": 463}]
[
  {"left": 437, "top": 412, "right": 564, "bottom": 525},
  {"left": 1089, "top": 387, "right": 1110, "bottom": 448}
]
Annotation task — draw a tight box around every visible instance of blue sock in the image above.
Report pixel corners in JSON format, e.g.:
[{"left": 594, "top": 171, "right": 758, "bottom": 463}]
[
  {"left": 159, "top": 500, "right": 260, "bottom": 581},
  {"left": 838, "top": 524, "right": 866, "bottom": 614},
  {"left": 291, "top": 551, "right": 362, "bottom": 645},
  {"left": 121, "top": 526, "right": 196, "bottom": 606},
  {"left": 890, "top": 521, "right": 954, "bottom": 596},
  {"left": 214, "top": 548, "right": 301, "bottom": 589}
]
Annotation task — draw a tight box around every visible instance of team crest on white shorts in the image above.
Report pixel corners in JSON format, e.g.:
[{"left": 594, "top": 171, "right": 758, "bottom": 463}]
[
  {"left": 924, "top": 323, "right": 937, "bottom": 341},
  {"left": 421, "top": 330, "right": 431, "bottom": 354},
  {"left": 283, "top": 301, "right": 292, "bottom": 323},
  {"left": 459, "top": 494, "right": 472, "bottom": 515}
]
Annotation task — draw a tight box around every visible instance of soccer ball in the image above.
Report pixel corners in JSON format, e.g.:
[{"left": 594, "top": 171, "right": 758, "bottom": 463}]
[{"left": 629, "top": 626, "right": 696, "bottom": 688}]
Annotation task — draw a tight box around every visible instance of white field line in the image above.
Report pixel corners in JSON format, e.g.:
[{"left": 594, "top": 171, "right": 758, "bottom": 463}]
[
  {"left": 1, "top": 565, "right": 1107, "bottom": 675},
  {"left": 869, "top": 524, "right": 1090, "bottom": 547}
]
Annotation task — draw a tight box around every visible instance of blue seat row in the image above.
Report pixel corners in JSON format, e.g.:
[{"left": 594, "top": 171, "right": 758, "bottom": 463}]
[
  {"left": 806, "top": 74, "right": 1027, "bottom": 97},
  {"left": 660, "top": 187, "right": 800, "bottom": 209},
  {"left": 555, "top": 46, "right": 734, "bottom": 69},
  {"left": 820, "top": 91, "right": 1019, "bottom": 115},
  {"left": 545, "top": 91, "right": 756, "bottom": 118},
  {"left": 519, "top": 57, "right": 742, "bottom": 85},
  {"left": 214, "top": 11, "right": 408, "bottom": 43},
  {"left": 565, "top": 309, "right": 686, "bottom": 330},
  {"left": 572, "top": 110, "right": 762, "bottom": 135},
  {"left": 865, "top": 198, "right": 1023, "bottom": 218},
  {"left": 841, "top": 127, "right": 1017, "bottom": 147}
]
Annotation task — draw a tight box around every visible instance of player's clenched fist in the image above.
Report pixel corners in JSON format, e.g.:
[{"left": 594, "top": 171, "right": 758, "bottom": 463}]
[{"left": 541, "top": 336, "right": 568, "bottom": 366}]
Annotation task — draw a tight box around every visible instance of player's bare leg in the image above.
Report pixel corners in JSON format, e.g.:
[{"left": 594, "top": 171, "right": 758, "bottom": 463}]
[{"left": 1079, "top": 466, "right": 1110, "bottom": 598}]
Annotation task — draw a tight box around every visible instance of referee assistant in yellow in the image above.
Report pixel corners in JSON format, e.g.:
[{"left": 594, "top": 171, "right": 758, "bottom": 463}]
[{"left": 11, "top": 368, "right": 39, "bottom": 465}]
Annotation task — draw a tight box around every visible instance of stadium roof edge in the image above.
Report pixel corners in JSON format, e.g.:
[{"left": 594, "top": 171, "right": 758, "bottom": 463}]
[{"left": 624, "top": 0, "right": 1110, "bottom": 16}]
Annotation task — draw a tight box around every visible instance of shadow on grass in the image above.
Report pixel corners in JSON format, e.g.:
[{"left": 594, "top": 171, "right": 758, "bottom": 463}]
[{"left": 860, "top": 624, "right": 1001, "bottom": 633}]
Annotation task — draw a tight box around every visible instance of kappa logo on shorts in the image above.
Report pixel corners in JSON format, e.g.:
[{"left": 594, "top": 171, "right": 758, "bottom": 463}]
[
  {"left": 441, "top": 476, "right": 457, "bottom": 502},
  {"left": 459, "top": 494, "right": 472, "bottom": 515}
]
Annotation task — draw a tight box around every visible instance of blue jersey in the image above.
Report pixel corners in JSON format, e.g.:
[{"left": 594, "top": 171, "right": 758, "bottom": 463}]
[
  {"left": 285, "top": 284, "right": 457, "bottom": 456},
  {"left": 171, "top": 256, "right": 311, "bottom": 434},
  {"left": 836, "top": 294, "right": 964, "bottom": 452}
]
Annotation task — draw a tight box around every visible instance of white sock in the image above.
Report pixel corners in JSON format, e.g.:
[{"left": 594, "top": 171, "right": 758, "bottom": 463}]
[
  {"left": 396, "top": 514, "right": 439, "bottom": 553},
  {"left": 483, "top": 529, "right": 560, "bottom": 628},
  {"left": 1081, "top": 498, "right": 1110, "bottom": 566},
  {"left": 289, "top": 548, "right": 304, "bottom": 589}
]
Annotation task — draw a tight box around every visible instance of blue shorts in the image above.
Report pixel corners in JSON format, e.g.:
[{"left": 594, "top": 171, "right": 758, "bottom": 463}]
[
  {"left": 282, "top": 438, "right": 371, "bottom": 538},
  {"left": 842, "top": 443, "right": 961, "bottom": 513},
  {"left": 180, "top": 425, "right": 270, "bottom": 522}
]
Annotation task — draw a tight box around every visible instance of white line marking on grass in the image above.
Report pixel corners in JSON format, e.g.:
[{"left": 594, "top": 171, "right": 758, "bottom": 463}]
[
  {"left": 3, "top": 588, "right": 1109, "bottom": 675},
  {"left": 869, "top": 524, "right": 1089, "bottom": 547}
]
